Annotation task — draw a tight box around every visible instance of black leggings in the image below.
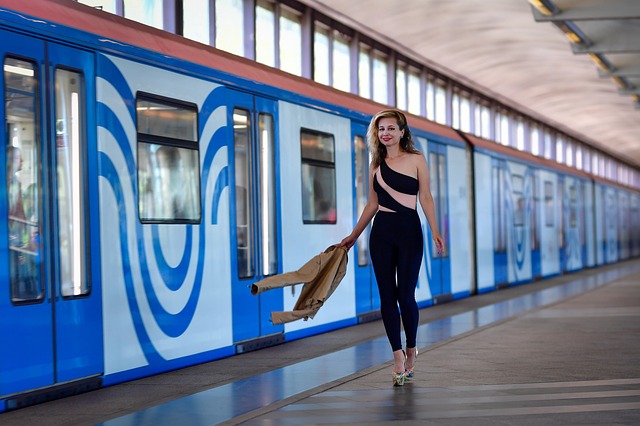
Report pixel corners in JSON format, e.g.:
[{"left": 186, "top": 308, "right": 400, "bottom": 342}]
[{"left": 370, "top": 210, "right": 423, "bottom": 352}]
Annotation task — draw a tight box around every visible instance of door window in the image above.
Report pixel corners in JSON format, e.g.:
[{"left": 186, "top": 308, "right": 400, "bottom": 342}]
[
  {"left": 4, "top": 57, "right": 42, "bottom": 303},
  {"left": 258, "top": 113, "right": 277, "bottom": 276},
  {"left": 55, "top": 69, "right": 90, "bottom": 297},
  {"left": 234, "top": 108, "right": 254, "bottom": 278},
  {"left": 354, "top": 134, "right": 369, "bottom": 266}
]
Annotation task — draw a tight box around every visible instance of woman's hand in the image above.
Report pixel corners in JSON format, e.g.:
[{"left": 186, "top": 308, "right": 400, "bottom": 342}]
[
  {"left": 338, "top": 235, "right": 357, "bottom": 250},
  {"left": 433, "top": 233, "right": 445, "bottom": 254}
]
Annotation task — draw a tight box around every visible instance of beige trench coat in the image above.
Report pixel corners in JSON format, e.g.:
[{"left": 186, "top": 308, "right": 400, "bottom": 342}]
[{"left": 251, "top": 245, "right": 348, "bottom": 324}]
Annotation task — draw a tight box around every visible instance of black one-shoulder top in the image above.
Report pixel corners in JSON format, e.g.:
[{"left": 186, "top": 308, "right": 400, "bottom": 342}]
[{"left": 373, "top": 158, "right": 418, "bottom": 212}]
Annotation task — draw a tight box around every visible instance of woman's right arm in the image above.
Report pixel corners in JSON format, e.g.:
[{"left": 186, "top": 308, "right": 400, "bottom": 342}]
[{"left": 339, "top": 162, "right": 378, "bottom": 250}]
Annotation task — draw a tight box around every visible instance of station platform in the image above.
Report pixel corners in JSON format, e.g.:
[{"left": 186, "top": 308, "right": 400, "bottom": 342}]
[{"left": 3, "top": 259, "right": 640, "bottom": 425}]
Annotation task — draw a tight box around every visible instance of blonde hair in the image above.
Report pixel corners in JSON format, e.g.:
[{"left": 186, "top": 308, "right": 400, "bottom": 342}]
[{"left": 367, "top": 109, "right": 419, "bottom": 168}]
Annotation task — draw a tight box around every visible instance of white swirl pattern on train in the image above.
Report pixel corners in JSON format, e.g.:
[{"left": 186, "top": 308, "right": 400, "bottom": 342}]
[{"left": 96, "top": 54, "right": 231, "bottom": 373}]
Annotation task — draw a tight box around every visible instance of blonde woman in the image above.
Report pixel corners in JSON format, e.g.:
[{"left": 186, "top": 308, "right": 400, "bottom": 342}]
[{"left": 339, "top": 110, "right": 444, "bottom": 386}]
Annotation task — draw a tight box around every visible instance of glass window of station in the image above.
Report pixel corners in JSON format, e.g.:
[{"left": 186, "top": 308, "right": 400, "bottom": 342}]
[{"left": 78, "top": 0, "right": 640, "bottom": 189}]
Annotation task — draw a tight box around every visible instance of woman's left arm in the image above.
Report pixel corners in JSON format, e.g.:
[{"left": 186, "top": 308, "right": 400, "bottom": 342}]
[{"left": 415, "top": 153, "right": 445, "bottom": 254}]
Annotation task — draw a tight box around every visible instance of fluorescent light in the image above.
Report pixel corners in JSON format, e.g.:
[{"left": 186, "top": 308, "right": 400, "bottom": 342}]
[{"left": 4, "top": 64, "right": 34, "bottom": 77}]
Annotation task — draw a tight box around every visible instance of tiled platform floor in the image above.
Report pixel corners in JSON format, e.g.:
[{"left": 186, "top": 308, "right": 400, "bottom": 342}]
[{"left": 3, "top": 260, "right": 640, "bottom": 425}]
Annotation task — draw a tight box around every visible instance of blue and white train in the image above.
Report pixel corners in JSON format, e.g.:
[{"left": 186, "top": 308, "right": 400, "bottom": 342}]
[{"left": 1, "top": 0, "right": 638, "bottom": 411}]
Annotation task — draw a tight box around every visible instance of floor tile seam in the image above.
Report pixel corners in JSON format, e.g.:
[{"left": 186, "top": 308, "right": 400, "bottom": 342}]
[
  {"left": 268, "top": 402, "right": 640, "bottom": 422},
  {"left": 294, "top": 389, "right": 640, "bottom": 408},
  {"left": 318, "top": 379, "right": 640, "bottom": 398}
]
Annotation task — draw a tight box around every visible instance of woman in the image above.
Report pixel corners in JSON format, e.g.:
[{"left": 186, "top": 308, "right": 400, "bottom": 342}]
[{"left": 339, "top": 109, "right": 444, "bottom": 386}]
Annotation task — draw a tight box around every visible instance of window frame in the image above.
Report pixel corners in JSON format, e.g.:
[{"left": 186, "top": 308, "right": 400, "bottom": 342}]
[
  {"left": 300, "top": 127, "right": 337, "bottom": 225},
  {"left": 136, "top": 92, "right": 201, "bottom": 224}
]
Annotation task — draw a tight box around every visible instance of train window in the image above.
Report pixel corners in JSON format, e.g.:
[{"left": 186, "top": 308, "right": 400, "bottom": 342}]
[
  {"left": 354, "top": 134, "right": 369, "bottom": 266},
  {"left": 234, "top": 108, "right": 255, "bottom": 278},
  {"left": 301, "top": 129, "right": 336, "bottom": 224},
  {"left": 259, "top": 113, "right": 278, "bottom": 276},
  {"left": 137, "top": 97, "right": 197, "bottom": 142},
  {"left": 512, "top": 174, "right": 524, "bottom": 227},
  {"left": 544, "top": 181, "right": 554, "bottom": 227},
  {"left": 136, "top": 94, "right": 201, "bottom": 223},
  {"left": 56, "top": 68, "right": 89, "bottom": 298},
  {"left": 5, "top": 57, "right": 43, "bottom": 303},
  {"left": 569, "top": 185, "right": 577, "bottom": 228}
]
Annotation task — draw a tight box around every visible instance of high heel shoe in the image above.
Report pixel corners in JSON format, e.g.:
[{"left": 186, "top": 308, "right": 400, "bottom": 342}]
[
  {"left": 392, "top": 371, "right": 406, "bottom": 386},
  {"left": 404, "top": 347, "right": 419, "bottom": 381},
  {"left": 392, "top": 350, "right": 406, "bottom": 386}
]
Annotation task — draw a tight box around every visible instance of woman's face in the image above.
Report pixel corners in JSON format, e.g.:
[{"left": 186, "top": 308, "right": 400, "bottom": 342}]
[{"left": 377, "top": 117, "right": 404, "bottom": 149}]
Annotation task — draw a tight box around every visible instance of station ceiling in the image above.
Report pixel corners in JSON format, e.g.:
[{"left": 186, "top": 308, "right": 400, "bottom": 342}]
[{"left": 309, "top": 0, "right": 640, "bottom": 168}]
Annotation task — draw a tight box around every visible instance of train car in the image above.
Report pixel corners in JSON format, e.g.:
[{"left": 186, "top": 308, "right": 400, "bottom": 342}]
[
  {"left": 463, "top": 133, "right": 597, "bottom": 292},
  {"left": 0, "top": 0, "right": 638, "bottom": 411}
]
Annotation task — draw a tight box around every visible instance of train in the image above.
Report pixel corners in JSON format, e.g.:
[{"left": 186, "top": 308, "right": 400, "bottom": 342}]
[{"left": 1, "top": 0, "right": 638, "bottom": 412}]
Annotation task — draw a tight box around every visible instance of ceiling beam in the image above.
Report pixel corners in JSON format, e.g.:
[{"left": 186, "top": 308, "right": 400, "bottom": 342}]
[
  {"left": 599, "top": 63, "right": 640, "bottom": 77},
  {"left": 531, "top": 0, "right": 640, "bottom": 21},
  {"left": 618, "top": 87, "right": 640, "bottom": 96},
  {"left": 570, "top": 21, "right": 640, "bottom": 54}
]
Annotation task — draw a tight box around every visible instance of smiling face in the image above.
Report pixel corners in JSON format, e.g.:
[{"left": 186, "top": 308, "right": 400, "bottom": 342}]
[{"left": 377, "top": 117, "right": 404, "bottom": 150}]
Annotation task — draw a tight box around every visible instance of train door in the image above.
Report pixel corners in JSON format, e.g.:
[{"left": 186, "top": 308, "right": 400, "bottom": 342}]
[
  {"left": 492, "top": 159, "right": 508, "bottom": 287},
  {"left": 227, "top": 90, "right": 282, "bottom": 345},
  {"left": 580, "top": 182, "right": 589, "bottom": 266},
  {"left": 531, "top": 170, "right": 542, "bottom": 278},
  {"left": 427, "top": 144, "right": 451, "bottom": 300},
  {"left": 351, "top": 122, "right": 379, "bottom": 316},
  {"left": 0, "top": 33, "right": 102, "bottom": 398},
  {"left": 558, "top": 175, "right": 567, "bottom": 272}
]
